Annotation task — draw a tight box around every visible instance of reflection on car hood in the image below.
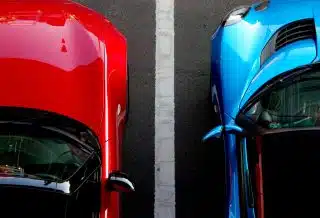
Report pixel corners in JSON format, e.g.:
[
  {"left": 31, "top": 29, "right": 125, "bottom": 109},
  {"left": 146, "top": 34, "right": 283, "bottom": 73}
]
[{"left": 0, "top": 176, "right": 71, "bottom": 194}]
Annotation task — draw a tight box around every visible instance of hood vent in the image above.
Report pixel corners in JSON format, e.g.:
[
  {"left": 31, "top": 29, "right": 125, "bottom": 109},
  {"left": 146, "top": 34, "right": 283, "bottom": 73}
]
[
  {"left": 275, "top": 19, "right": 315, "bottom": 51},
  {"left": 260, "top": 19, "right": 316, "bottom": 66}
]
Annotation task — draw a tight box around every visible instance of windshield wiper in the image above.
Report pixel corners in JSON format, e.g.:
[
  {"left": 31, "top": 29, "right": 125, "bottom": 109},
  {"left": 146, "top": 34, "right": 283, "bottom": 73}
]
[{"left": 32, "top": 173, "right": 63, "bottom": 185}]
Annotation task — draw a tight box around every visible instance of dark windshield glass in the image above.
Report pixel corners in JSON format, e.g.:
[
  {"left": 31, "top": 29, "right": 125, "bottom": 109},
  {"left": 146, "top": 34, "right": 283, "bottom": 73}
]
[
  {"left": 0, "top": 124, "right": 94, "bottom": 182},
  {"left": 243, "top": 69, "right": 320, "bottom": 129}
]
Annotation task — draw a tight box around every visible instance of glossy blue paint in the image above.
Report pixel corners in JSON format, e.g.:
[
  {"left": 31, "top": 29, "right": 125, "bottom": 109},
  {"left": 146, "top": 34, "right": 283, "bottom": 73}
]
[
  {"left": 207, "top": 1, "right": 320, "bottom": 218},
  {"left": 202, "top": 125, "right": 223, "bottom": 140},
  {"left": 225, "top": 124, "right": 244, "bottom": 134},
  {"left": 211, "top": 1, "right": 316, "bottom": 120},
  {"left": 202, "top": 124, "right": 243, "bottom": 141},
  {"left": 240, "top": 39, "right": 317, "bottom": 109}
]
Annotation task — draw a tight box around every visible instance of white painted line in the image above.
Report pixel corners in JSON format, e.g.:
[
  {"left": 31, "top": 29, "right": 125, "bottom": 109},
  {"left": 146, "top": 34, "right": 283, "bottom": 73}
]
[{"left": 155, "top": 0, "right": 175, "bottom": 217}]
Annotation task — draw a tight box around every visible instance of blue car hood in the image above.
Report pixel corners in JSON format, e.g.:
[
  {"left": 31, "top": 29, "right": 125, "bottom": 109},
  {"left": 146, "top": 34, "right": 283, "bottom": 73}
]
[{"left": 213, "top": 0, "right": 320, "bottom": 120}]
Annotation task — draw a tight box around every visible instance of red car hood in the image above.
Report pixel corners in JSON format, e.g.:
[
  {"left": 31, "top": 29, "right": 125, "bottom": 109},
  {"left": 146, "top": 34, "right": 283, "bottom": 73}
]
[{"left": 0, "top": 1, "right": 107, "bottom": 135}]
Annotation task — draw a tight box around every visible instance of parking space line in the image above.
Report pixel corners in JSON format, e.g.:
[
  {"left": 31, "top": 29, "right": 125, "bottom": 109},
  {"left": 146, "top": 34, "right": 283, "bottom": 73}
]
[{"left": 155, "top": 0, "right": 175, "bottom": 217}]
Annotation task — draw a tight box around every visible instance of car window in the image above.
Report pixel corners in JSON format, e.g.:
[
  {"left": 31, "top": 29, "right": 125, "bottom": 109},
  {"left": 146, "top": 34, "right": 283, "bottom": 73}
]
[
  {"left": 0, "top": 132, "right": 93, "bottom": 182},
  {"left": 244, "top": 70, "right": 320, "bottom": 129}
]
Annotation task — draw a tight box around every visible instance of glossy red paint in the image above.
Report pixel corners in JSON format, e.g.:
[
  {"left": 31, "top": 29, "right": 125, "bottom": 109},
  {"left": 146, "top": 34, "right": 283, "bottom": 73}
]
[{"left": 0, "top": 1, "right": 128, "bottom": 218}]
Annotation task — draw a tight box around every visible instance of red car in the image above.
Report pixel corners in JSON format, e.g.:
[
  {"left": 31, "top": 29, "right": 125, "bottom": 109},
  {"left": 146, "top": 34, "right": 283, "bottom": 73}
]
[{"left": 0, "top": 0, "right": 134, "bottom": 218}]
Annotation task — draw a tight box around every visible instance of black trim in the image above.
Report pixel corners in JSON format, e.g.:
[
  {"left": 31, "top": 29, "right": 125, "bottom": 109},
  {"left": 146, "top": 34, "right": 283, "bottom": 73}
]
[
  {"left": 0, "top": 106, "right": 101, "bottom": 152},
  {"left": 260, "top": 18, "right": 315, "bottom": 66},
  {"left": 0, "top": 121, "right": 95, "bottom": 155},
  {"left": 237, "top": 137, "right": 256, "bottom": 218},
  {"left": 246, "top": 137, "right": 258, "bottom": 210},
  {"left": 208, "top": 68, "right": 212, "bottom": 104},
  {"left": 237, "top": 136, "right": 248, "bottom": 218}
]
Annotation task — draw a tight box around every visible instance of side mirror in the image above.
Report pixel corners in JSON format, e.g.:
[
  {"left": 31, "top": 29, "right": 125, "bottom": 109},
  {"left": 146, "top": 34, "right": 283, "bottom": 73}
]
[
  {"left": 202, "top": 124, "right": 244, "bottom": 141},
  {"left": 106, "top": 171, "right": 135, "bottom": 193}
]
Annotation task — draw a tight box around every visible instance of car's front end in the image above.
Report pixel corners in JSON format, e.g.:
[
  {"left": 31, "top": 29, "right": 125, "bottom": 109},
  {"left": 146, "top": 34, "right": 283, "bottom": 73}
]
[
  {"left": 210, "top": 0, "right": 320, "bottom": 121},
  {"left": 0, "top": 1, "right": 133, "bottom": 217},
  {"left": 207, "top": 1, "right": 320, "bottom": 218}
]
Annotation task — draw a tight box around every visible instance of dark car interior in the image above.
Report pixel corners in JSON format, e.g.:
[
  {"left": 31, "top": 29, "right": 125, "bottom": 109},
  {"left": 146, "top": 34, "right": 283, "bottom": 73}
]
[
  {"left": 0, "top": 170, "right": 101, "bottom": 218},
  {"left": 246, "top": 131, "right": 320, "bottom": 218},
  {"left": 0, "top": 108, "right": 102, "bottom": 218},
  {"left": 244, "top": 72, "right": 320, "bottom": 130}
]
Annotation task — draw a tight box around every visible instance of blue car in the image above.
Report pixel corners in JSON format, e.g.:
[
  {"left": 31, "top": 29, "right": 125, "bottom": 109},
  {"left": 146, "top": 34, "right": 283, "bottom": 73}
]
[{"left": 204, "top": 0, "right": 320, "bottom": 218}]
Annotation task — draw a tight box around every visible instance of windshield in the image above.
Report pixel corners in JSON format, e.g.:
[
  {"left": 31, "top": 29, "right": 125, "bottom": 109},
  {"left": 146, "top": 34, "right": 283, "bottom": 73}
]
[
  {"left": 242, "top": 69, "right": 320, "bottom": 130},
  {"left": 0, "top": 123, "right": 95, "bottom": 182}
]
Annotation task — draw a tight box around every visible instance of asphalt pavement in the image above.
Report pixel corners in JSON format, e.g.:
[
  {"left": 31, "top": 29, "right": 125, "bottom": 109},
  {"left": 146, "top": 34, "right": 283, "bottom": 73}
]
[
  {"left": 76, "top": 0, "right": 253, "bottom": 218},
  {"left": 174, "top": 0, "right": 253, "bottom": 217}
]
